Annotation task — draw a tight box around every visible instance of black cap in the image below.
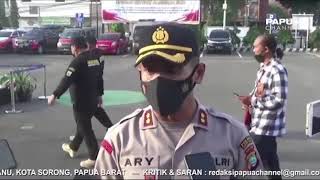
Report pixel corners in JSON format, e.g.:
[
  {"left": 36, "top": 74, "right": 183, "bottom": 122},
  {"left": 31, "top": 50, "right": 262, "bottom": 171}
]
[
  {"left": 135, "top": 23, "right": 199, "bottom": 67},
  {"left": 71, "top": 36, "right": 87, "bottom": 49}
]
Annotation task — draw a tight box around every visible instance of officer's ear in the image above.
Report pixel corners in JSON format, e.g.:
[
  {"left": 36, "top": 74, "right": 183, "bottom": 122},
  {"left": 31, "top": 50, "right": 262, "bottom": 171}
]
[{"left": 193, "top": 63, "right": 205, "bottom": 84}]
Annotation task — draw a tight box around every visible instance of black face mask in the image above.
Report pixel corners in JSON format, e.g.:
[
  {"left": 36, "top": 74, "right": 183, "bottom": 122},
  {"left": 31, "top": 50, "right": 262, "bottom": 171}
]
[
  {"left": 254, "top": 54, "right": 264, "bottom": 63},
  {"left": 141, "top": 66, "right": 198, "bottom": 116},
  {"left": 254, "top": 49, "right": 266, "bottom": 63}
]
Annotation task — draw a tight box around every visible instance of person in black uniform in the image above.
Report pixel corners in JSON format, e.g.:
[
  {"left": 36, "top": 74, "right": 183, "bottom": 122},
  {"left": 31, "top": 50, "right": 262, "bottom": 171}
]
[
  {"left": 48, "top": 36, "right": 101, "bottom": 169},
  {"left": 68, "top": 36, "right": 114, "bottom": 141},
  {"left": 86, "top": 36, "right": 113, "bottom": 129}
]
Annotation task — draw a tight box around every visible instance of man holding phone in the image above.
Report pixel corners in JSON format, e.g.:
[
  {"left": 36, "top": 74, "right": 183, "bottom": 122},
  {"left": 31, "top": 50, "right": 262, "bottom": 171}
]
[{"left": 94, "top": 23, "right": 265, "bottom": 179}]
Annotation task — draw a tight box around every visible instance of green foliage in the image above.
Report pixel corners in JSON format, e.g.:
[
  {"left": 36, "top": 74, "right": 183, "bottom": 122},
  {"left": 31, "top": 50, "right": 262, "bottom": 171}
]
[
  {"left": 0, "top": 71, "right": 36, "bottom": 102},
  {"left": 277, "top": 29, "right": 295, "bottom": 47},
  {"left": 276, "top": 0, "right": 320, "bottom": 25},
  {"left": 0, "top": 73, "right": 11, "bottom": 88},
  {"left": 206, "top": 0, "right": 245, "bottom": 26},
  {"left": 242, "top": 25, "right": 266, "bottom": 46},
  {"left": 268, "top": 4, "right": 289, "bottom": 18},
  {"left": 110, "top": 23, "right": 125, "bottom": 34},
  {"left": 13, "top": 71, "right": 37, "bottom": 100},
  {"left": 310, "top": 27, "right": 320, "bottom": 48},
  {"left": 9, "top": 0, "right": 19, "bottom": 28},
  {"left": 267, "top": 4, "right": 294, "bottom": 48},
  {"left": 0, "top": 0, "right": 9, "bottom": 27}
]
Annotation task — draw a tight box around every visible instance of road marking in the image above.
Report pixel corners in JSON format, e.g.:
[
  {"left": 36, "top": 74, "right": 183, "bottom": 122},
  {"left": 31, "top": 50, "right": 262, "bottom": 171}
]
[
  {"left": 20, "top": 124, "right": 34, "bottom": 130},
  {"left": 200, "top": 51, "right": 204, "bottom": 58},
  {"left": 236, "top": 51, "right": 243, "bottom": 58},
  {"left": 306, "top": 52, "right": 320, "bottom": 58},
  {"left": 121, "top": 54, "right": 129, "bottom": 58}
]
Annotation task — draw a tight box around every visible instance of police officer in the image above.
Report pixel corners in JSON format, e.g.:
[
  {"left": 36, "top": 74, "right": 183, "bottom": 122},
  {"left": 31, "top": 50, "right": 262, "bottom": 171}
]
[
  {"left": 94, "top": 23, "right": 265, "bottom": 179},
  {"left": 48, "top": 36, "right": 101, "bottom": 169}
]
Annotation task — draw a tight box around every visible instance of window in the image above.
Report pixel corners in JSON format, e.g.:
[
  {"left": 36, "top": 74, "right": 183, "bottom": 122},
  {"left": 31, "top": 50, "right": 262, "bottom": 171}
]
[
  {"left": 12, "top": 32, "right": 18, "bottom": 37},
  {"left": 55, "top": 0, "right": 65, "bottom": 2},
  {"left": 22, "top": 0, "right": 31, "bottom": 2},
  {"left": 29, "top": 6, "right": 39, "bottom": 14}
]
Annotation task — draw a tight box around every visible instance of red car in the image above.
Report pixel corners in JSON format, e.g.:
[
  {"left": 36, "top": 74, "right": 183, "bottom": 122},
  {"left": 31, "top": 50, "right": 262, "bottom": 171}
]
[
  {"left": 96, "top": 33, "right": 129, "bottom": 55},
  {"left": 0, "top": 29, "right": 25, "bottom": 52}
]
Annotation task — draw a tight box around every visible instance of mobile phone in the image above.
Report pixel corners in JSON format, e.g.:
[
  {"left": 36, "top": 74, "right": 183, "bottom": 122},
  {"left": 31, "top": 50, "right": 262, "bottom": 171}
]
[
  {"left": 184, "top": 152, "right": 219, "bottom": 180},
  {"left": 233, "top": 92, "right": 240, "bottom": 97}
]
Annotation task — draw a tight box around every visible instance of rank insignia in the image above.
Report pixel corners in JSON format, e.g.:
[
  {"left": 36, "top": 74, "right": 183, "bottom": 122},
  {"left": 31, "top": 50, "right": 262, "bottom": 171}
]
[
  {"left": 199, "top": 109, "right": 208, "bottom": 126},
  {"left": 144, "top": 110, "right": 153, "bottom": 127}
]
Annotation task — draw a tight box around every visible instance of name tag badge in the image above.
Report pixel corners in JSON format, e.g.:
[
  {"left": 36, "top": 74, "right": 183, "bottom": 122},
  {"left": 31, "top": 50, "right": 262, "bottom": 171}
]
[
  {"left": 120, "top": 155, "right": 159, "bottom": 179},
  {"left": 210, "top": 154, "right": 233, "bottom": 170},
  {"left": 87, "top": 59, "right": 100, "bottom": 67}
]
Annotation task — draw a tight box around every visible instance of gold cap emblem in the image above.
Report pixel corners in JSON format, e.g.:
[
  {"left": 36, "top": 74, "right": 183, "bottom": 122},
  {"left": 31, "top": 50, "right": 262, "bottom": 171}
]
[{"left": 152, "top": 27, "right": 169, "bottom": 44}]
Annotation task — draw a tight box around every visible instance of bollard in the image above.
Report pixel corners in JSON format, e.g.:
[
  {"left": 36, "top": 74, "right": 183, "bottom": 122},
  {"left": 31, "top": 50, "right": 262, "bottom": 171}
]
[
  {"left": 5, "top": 71, "right": 23, "bottom": 114},
  {"left": 38, "top": 65, "right": 48, "bottom": 100}
]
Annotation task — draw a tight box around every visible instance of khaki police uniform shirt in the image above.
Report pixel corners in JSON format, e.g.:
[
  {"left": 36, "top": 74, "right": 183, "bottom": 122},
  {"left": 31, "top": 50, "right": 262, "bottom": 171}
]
[{"left": 95, "top": 100, "right": 265, "bottom": 179}]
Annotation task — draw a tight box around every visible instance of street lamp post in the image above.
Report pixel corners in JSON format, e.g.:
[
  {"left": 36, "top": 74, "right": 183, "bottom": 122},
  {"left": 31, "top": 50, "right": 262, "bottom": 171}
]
[
  {"left": 96, "top": 0, "right": 99, "bottom": 37},
  {"left": 222, "top": 0, "right": 227, "bottom": 30}
]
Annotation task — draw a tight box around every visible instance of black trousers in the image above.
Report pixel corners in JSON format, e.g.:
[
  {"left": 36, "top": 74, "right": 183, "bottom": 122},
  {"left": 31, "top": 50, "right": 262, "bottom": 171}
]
[
  {"left": 251, "top": 134, "right": 282, "bottom": 180},
  {"left": 94, "top": 107, "right": 113, "bottom": 128},
  {"left": 70, "top": 106, "right": 98, "bottom": 160}
]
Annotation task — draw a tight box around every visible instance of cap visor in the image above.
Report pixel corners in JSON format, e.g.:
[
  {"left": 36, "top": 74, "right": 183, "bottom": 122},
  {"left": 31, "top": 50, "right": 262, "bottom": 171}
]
[{"left": 135, "top": 50, "right": 186, "bottom": 67}]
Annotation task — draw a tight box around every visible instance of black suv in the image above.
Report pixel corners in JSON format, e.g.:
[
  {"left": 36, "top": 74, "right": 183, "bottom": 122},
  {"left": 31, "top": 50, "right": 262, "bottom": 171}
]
[
  {"left": 15, "top": 28, "right": 60, "bottom": 54},
  {"left": 207, "top": 29, "right": 233, "bottom": 54}
]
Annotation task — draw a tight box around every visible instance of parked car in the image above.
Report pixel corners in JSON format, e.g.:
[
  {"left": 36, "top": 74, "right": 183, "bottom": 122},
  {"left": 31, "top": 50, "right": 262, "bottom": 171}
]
[
  {"left": 57, "top": 28, "right": 83, "bottom": 53},
  {"left": 14, "top": 28, "right": 60, "bottom": 54},
  {"left": 0, "top": 29, "right": 25, "bottom": 52},
  {"left": 207, "top": 29, "right": 233, "bottom": 54},
  {"left": 96, "top": 33, "right": 129, "bottom": 55},
  {"left": 57, "top": 27, "right": 96, "bottom": 54},
  {"left": 132, "top": 23, "right": 155, "bottom": 55},
  {"left": 40, "top": 25, "right": 65, "bottom": 34}
]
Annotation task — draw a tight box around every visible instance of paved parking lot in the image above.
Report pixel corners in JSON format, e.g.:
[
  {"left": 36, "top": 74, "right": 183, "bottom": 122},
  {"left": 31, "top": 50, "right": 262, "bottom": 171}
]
[{"left": 1, "top": 52, "right": 320, "bottom": 179}]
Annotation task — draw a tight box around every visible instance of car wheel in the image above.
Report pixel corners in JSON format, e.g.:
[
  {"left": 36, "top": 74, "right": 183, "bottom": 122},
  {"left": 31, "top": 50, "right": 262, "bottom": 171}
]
[{"left": 38, "top": 45, "right": 44, "bottom": 54}]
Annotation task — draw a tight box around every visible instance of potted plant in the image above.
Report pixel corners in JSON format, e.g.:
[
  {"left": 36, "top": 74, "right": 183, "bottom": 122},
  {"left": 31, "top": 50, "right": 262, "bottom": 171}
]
[
  {"left": 0, "top": 73, "right": 11, "bottom": 105},
  {"left": 12, "top": 71, "right": 37, "bottom": 102}
]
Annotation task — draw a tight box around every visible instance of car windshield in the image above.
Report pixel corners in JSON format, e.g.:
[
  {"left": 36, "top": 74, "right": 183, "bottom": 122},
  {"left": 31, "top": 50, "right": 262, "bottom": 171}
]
[
  {"left": 209, "top": 31, "right": 230, "bottom": 39},
  {"left": 133, "top": 27, "right": 145, "bottom": 41},
  {"left": 98, "top": 34, "right": 120, "bottom": 40},
  {"left": 25, "top": 30, "right": 43, "bottom": 36},
  {"left": 61, "top": 30, "right": 81, "bottom": 38},
  {"left": 0, "top": 31, "right": 12, "bottom": 37}
]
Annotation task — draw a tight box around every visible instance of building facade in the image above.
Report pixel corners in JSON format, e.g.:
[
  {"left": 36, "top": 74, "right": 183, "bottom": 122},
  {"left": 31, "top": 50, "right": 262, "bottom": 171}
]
[{"left": 15, "top": 0, "right": 92, "bottom": 27}]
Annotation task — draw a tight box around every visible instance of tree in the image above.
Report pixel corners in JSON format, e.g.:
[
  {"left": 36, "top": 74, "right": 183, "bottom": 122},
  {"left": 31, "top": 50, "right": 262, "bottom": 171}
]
[
  {"left": 269, "top": 4, "right": 289, "bottom": 18},
  {"left": 277, "top": 30, "right": 295, "bottom": 48},
  {"left": 276, "top": 0, "right": 320, "bottom": 25},
  {"left": 242, "top": 25, "right": 266, "bottom": 46},
  {"left": 9, "top": 0, "right": 19, "bottom": 28},
  {"left": 268, "top": 4, "right": 294, "bottom": 48},
  {"left": 206, "top": 0, "right": 245, "bottom": 26},
  {"left": 309, "top": 27, "right": 320, "bottom": 49},
  {"left": 0, "top": 0, "right": 8, "bottom": 28}
]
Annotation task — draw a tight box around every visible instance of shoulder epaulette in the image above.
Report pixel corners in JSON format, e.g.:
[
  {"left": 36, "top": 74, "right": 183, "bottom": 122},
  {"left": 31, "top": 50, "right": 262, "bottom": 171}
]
[{"left": 119, "top": 109, "right": 144, "bottom": 124}]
